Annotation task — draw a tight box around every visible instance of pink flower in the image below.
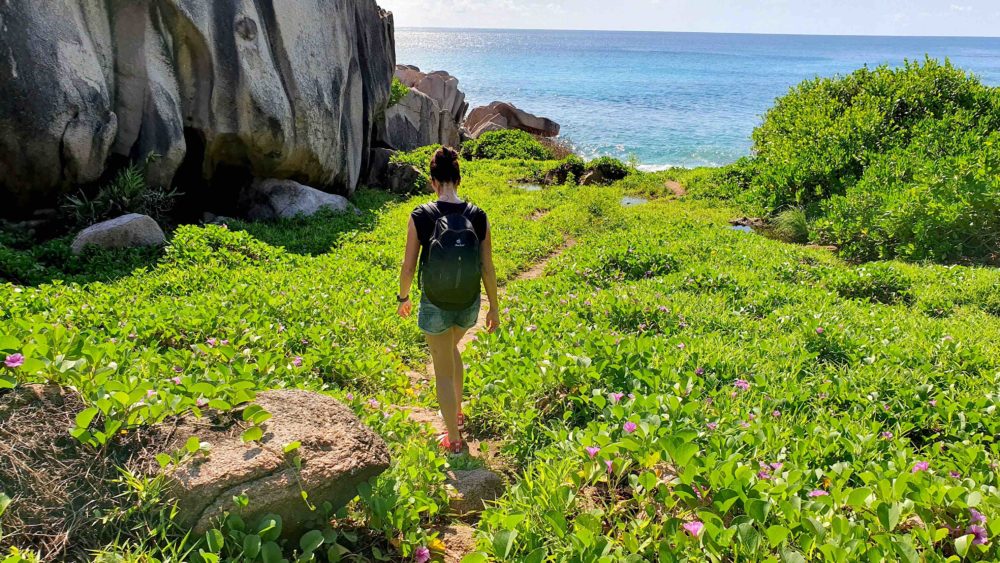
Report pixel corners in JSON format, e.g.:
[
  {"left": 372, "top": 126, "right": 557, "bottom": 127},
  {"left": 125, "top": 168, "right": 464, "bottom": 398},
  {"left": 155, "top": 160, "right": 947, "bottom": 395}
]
[
  {"left": 816, "top": 327, "right": 825, "bottom": 335},
  {"left": 605, "top": 459, "right": 614, "bottom": 474},
  {"left": 706, "top": 422, "right": 718, "bottom": 430},
  {"left": 682, "top": 521, "right": 704, "bottom": 537},
  {"left": 929, "top": 399, "right": 937, "bottom": 407},
  {"left": 677, "top": 343, "right": 686, "bottom": 350},
  {"left": 526, "top": 325, "right": 537, "bottom": 332},
  {"left": 757, "top": 470, "right": 771, "bottom": 480},
  {"left": 207, "top": 338, "right": 218, "bottom": 347},
  {"left": 970, "top": 509, "right": 987, "bottom": 524},
  {"left": 950, "top": 471, "right": 961, "bottom": 479},
  {"left": 172, "top": 365, "right": 183, "bottom": 373},
  {"left": 740, "top": 421, "right": 750, "bottom": 429},
  {"left": 968, "top": 525, "right": 988, "bottom": 546},
  {"left": 196, "top": 397, "right": 209, "bottom": 408},
  {"left": 808, "top": 490, "right": 829, "bottom": 497},
  {"left": 414, "top": 546, "right": 431, "bottom": 563},
  {"left": 170, "top": 377, "right": 182, "bottom": 385},
  {"left": 912, "top": 461, "right": 930, "bottom": 473},
  {"left": 367, "top": 398, "right": 380, "bottom": 409},
  {"left": 695, "top": 367, "right": 704, "bottom": 376},
  {"left": 770, "top": 462, "right": 783, "bottom": 471},
  {"left": 146, "top": 389, "right": 157, "bottom": 398},
  {"left": 609, "top": 392, "right": 624, "bottom": 404},
  {"left": 221, "top": 339, "right": 230, "bottom": 346},
  {"left": 346, "top": 392, "right": 355, "bottom": 401},
  {"left": 772, "top": 410, "right": 781, "bottom": 418},
  {"left": 4, "top": 353, "right": 24, "bottom": 369},
  {"left": 734, "top": 379, "right": 750, "bottom": 391},
  {"left": 585, "top": 446, "right": 600, "bottom": 459},
  {"left": 292, "top": 356, "right": 303, "bottom": 367},
  {"left": 881, "top": 431, "right": 894, "bottom": 440},
  {"left": 623, "top": 421, "right": 638, "bottom": 434}
]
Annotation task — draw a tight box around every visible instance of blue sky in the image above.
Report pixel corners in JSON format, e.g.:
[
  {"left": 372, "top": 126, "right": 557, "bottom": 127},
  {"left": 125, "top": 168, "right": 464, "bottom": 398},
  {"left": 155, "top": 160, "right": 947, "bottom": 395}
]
[{"left": 378, "top": 0, "right": 999, "bottom": 37}]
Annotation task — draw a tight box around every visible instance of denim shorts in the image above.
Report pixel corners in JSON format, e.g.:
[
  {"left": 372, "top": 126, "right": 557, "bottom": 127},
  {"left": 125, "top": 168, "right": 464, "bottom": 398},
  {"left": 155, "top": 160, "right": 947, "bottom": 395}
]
[{"left": 418, "top": 295, "right": 481, "bottom": 336}]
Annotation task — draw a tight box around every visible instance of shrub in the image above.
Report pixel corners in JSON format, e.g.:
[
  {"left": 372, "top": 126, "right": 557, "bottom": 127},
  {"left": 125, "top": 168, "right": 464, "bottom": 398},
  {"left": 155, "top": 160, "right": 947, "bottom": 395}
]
[
  {"left": 769, "top": 208, "right": 810, "bottom": 244},
  {"left": 586, "top": 156, "right": 631, "bottom": 182},
  {"left": 388, "top": 77, "right": 409, "bottom": 107},
  {"left": 544, "top": 155, "right": 587, "bottom": 185},
  {"left": 461, "top": 130, "right": 553, "bottom": 161},
  {"left": 61, "top": 160, "right": 181, "bottom": 227},
  {"left": 750, "top": 58, "right": 997, "bottom": 211}
]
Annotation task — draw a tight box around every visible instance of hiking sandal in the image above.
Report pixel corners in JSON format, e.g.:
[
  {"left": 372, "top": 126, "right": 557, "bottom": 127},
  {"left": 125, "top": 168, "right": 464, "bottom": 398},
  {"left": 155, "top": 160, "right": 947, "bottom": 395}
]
[{"left": 439, "top": 433, "right": 465, "bottom": 455}]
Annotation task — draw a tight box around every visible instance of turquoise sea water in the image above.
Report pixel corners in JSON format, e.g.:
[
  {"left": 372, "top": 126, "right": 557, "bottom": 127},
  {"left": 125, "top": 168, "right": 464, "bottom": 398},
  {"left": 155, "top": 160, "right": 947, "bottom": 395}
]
[{"left": 396, "top": 29, "right": 1000, "bottom": 169}]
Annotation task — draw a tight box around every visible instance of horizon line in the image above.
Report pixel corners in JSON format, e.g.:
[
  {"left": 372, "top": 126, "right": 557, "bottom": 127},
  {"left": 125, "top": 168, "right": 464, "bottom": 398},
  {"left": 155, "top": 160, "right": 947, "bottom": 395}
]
[{"left": 395, "top": 25, "right": 1000, "bottom": 40}]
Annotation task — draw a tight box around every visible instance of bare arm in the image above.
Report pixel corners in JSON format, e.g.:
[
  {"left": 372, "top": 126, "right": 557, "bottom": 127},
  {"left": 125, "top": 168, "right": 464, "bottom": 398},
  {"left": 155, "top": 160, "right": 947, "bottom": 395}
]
[
  {"left": 397, "top": 218, "right": 420, "bottom": 317},
  {"left": 481, "top": 223, "right": 501, "bottom": 331}
]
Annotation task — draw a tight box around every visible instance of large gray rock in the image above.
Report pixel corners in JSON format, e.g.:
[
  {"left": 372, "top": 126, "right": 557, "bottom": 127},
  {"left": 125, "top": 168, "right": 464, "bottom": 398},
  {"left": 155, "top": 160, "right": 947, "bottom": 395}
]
[
  {"left": 386, "top": 89, "right": 461, "bottom": 151},
  {"left": 384, "top": 162, "right": 426, "bottom": 195},
  {"left": 240, "top": 179, "right": 357, "bottom": 221},
  {"left": 71, "top": 214, "right": 166, "bottom": 254},
  {"left": 395, "top": 65, "right": 468, "bottom": 125},
  {"left": 464, "top": 102, "right": 561, "bottom": 139},
  {"left": 0, "top": 1, "right": 395, "bottom": 216},
  {"left": 366, "top": 148, "right": 396, "bottom": 187},
  {"left": 160, "top": 390, "right": 390, "bottom": 537},
  {"left": 385, "top": 65, "right": 466, "bottom": 150},
  {"left": 446, "top": 468, "right": 504, "bottom": 516}
]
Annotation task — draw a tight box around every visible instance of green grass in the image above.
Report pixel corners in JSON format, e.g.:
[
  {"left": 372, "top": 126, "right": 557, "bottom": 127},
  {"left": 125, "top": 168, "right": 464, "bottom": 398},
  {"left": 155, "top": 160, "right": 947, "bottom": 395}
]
[{"left": 2, "top": 159, "right": 999, "bottom": 561}]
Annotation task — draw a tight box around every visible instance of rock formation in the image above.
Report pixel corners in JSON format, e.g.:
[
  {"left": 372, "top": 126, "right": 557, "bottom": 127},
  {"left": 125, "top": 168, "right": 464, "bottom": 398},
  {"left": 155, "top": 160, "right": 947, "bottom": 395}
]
[
  {"left": 70, "top": 214, "right": 167, "bottom": 254},
  {"left": 160, "top": 389, "right": 390, "bottom": 537},
  {"left": 0, "top": 1, "right": 396, "bottom": 216},
  {"left": 464, "top": 102, "right": 561, "bottom": 139},
  {"left": 240, "top": 179, "right": 357, "bottom": 221},
  {"left": 385, "top": 65, "right": 466, "bottom": 150}
]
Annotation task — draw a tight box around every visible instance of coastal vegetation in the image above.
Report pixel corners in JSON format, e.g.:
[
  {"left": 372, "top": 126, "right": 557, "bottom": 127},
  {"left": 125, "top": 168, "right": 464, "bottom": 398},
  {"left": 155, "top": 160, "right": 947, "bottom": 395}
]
[
  {"left": 682, "top": 59, "right": 1000, "bottom": 265},
  {"left": 2, "top": 59, "right": 1000, "bottom": 562}
]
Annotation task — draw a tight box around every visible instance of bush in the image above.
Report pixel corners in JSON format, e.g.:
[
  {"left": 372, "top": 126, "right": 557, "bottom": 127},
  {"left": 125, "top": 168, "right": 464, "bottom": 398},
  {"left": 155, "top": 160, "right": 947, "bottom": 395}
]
[
  {"left": 388, "top": 77, "right": 409, "bottom": 108},
  {"left": 461, "top": 130, "right": 553, "bottom": 161},
  {"left": 61, "top": 160, "right": 181, "bottom": 227},
  {"left": 769, "top": 208, "right": 810, "bottom": 244},
  {"left": 586, "top": 156, "right": 631, "bottom": 182},
  {"left": 694, "top": 59, "right": 1000, "bottom": 264},
  {"left": 544, "top": 155, "right": 586, "bottom": 185},
  {"left": 750, "top": 58, "right": 997, "bottom": 211}
]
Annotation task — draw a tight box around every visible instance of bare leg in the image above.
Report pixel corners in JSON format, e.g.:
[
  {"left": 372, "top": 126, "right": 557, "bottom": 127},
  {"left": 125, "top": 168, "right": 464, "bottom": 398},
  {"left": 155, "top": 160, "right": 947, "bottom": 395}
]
[
  {"left": 426, "top": 332, "right": 461, "bottom": 443},
  {"left": 452, "top": 327, "right": 469, "bottom": 409}
]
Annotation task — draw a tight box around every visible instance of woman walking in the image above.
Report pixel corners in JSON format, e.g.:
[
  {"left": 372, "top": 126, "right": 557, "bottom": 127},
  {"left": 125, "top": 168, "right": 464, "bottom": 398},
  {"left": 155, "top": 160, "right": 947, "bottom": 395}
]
[{"left": 397, "top": 147, "right": 500, "bottom": 454}]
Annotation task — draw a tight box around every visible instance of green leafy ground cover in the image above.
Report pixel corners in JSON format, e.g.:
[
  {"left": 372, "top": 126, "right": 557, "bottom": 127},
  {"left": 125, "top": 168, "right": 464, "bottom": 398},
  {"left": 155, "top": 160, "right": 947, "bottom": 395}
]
[{"left": 2, "top": 155, "right": 999, "bottom": 561}]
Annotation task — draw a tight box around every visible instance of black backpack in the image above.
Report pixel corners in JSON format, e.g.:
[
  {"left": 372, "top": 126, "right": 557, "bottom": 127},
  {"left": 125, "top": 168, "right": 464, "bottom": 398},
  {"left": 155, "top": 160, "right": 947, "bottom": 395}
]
[{"left": 419, "top": 203, "right": 482, "bottom": 310}]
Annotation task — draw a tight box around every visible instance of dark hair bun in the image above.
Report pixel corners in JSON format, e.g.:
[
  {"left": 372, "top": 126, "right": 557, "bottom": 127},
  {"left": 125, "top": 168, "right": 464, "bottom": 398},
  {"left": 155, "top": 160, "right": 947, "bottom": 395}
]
[{"left": 429, "top": 146, "right": 461, "bottom": 184}]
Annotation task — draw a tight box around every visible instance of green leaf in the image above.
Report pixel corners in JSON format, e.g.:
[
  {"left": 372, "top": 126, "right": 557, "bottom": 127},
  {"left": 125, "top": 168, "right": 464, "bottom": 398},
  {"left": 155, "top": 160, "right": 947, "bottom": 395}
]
[
  {"left": 299, "top": 529, "right": 325, "bottom": 554},
  {"left": 459, "top": 554, "right": 489, "bottom": 563},
  {"left": 747, "top": 499, "right": 771, "bottom": 523},
  {"left": 205, "top": 528, "right": 224, "bottom": 553},
  {"left": 847, "top": 487, "right": 872, "bottom": 509},
  {"left": 242, "top": 426, "right": 263, "bottom": 443},
  {"left": 766, "top": 525, "right": 790, "bottom": 548},
  {"left": 186, "top": 436, "right": 201, "bottom": 453},
  {"left": 283, "top": 441, "right": 301, "bottom": 454},
  {"left": 155, "top": 453, "right": 173, "bottom": 469},
  {"left": 955, "top": 534, "right": 972, "bottom": 558},
  {"left": 523, "top": 547, "right": 547, "bottom": 563},
  {"left": 243, "top": 534, "right": 262, "bottom": 559},
  {"left": 261, "top": 541, "right": 284, "bottom": 563},
  {"left": 75, "top": 407, "right": 99, "bottom": 430},
  {"left": 0, "top": 375, "right": 15, "bottom": 390},
  {"left": 0, "top": 493, "right": 11, "bottom": 517},
  {"left": 492, "top": 529, "right": 518, "bottom": 559}
]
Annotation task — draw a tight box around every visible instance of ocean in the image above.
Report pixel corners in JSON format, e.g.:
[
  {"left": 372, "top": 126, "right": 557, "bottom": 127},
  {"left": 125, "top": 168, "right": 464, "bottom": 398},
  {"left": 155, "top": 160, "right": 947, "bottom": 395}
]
[{"left": 395, "top": 29, "right": 1000, "bottom": 169}]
